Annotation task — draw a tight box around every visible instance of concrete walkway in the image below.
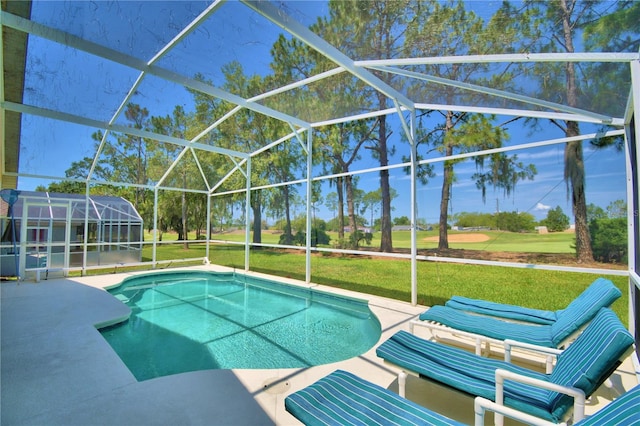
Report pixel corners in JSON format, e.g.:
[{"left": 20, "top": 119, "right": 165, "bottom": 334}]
[{"left": 1, "top": 266, "right": 637, "bottom": 425}]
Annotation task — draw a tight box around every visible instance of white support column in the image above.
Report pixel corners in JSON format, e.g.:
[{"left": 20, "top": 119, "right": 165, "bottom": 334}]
[
  {"left": 306, "top": 129, "right": 313, "bottom": 283},
  {"left": 205, "top": 193, "right": 211, "bottom": 263},
  {"left": 394, "top": 100, "right": 419, "bottom": 306},
  {"left": 82, "top": 184, "right": 90, "bottom": 276},
  {"left": 152, "top": 188, "right": 158, "bottom": 269},
  {"left": 629, "top": 60, "right": 640, "bottom": 277},
  {"left": 18, "top": 197, "right": 27, "bottom": 279},
  {"left": 244, "top": 158, "right": 252, "bottom": 272},
  {"left": 627, "top": 59, "right": 640, "bottom": 337},
  {"left": 624, "top": 118, "right": 635, "bottom": 335},
  {"left": 409, "top": 110, "right": 418, "bottom": 306},
  {"left": 62, "top": 200, "right": 71, "bottom": 276}
]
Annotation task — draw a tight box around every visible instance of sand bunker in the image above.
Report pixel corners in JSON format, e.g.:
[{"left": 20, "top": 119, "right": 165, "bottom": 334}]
[{"left": 424, "top": 233, "right": 490, "bottom": 243}]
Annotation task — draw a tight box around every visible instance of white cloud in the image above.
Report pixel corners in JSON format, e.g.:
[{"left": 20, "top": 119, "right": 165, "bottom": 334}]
[{"left": 534, "top": 202, "right": 551, "bottom": 211}]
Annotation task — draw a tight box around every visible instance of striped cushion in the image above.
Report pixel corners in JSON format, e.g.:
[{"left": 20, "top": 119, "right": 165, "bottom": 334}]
[
  {"left": 377, "top": 309, "right": 633, "bottom": 423},
  {"left": 549, "top": 308, "right": 634, "bottom": 417},
  {"left": 376, "top": 330, "right": 556, "bottom": 420},
  {"left": 549, "top": 278, "right": 621, "bottom": 346},
  {"left": 444, "top": 278, "right": 620, "bottom": 329},
  {"left": 284, "top": 369, "right": 464, "bottom": 426},
  {"left": 419, "top": 279, "right": 621, "bottom": 348},
  {"left": 445, "top": 297, "right": 557, "bottom": 324},
  {"left": 577, "top": 384, "right": 640, "bottom": 425},
  {"left": 418, "top": 305, "right": 556, "bottom": 347}
]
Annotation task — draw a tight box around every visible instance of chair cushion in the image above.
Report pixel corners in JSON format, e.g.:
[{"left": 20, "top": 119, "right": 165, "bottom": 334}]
[
  {"left": 418, "top": 305, "right": 555, "bottom": 347},
  {"left": 420, "top": 279, "right": 622, "bottom": 349},
  {"left": 285, "top": 369, "right": 464, "bottom": 426},
  {"left": 377, "top": 309, "right": 632, "bottom": 423},
  {"left": 376, "top": 330, "right": 557, "bottom": 420},
  {"left": 549, "top": 308, "right": 634, "bottom": 417},
  {"left": 443, "top": 278, "right": 620, "bottom": 330},
  {"left": 445, "top": 296, "right": 557, "bottom": 324},
  {"left": 549, "top": 278, "right": 621, "bottom": 346},
  {"left": 577, "top": 384, "right": 640, "bottom": 425}
]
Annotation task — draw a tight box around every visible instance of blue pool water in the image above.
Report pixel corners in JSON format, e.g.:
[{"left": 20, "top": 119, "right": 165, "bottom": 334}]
[{"left": 100, "top": 271, "right": 381, "bottom": 380}]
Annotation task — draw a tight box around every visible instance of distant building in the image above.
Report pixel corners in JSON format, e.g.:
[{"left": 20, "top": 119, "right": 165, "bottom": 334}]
[
  {"left": 392, "top": 225, "right": 428, "bottom": 231},
  {"left": 451, "top": 226, "right": 490, "bottom": 231},
  {"left": 535, "top": 226, "right": 549, "bottom": 234},
  {"left": 343, "top": 226, "right": 372, "bottom": 233}
]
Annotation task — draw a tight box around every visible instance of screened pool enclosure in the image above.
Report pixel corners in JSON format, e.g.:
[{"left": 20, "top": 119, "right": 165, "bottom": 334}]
[
  {"left": 1, "top": 2, "right": 639, "bottom": 354},
  {"left": 0, "top": 191, "right": 143, "bottom": 279}
]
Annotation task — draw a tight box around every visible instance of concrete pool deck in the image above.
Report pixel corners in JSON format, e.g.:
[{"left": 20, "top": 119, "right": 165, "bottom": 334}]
[{"left": 2, "top": 265, "right": 638, "bottom": 425}]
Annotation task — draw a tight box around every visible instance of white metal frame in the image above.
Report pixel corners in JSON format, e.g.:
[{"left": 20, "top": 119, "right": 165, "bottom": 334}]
[
  {"left": 0, "top": 5, "right": 638, "bottom": 359},
  {"left": 473, "top": 397, "right": 562, "bottom": 426},
  {"left": 494, "top": 369, "right": 586, "bottom": 426}
]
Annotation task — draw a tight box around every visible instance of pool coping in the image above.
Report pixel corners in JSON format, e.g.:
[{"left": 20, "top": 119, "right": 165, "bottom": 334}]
[{"left": 2, "top": 265, "right": 638, "bottom": 425}]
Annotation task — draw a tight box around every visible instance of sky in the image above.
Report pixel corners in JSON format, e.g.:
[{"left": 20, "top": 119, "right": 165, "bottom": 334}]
[{"left": 13, "top": 1, "right": 630, "bottom": 226}]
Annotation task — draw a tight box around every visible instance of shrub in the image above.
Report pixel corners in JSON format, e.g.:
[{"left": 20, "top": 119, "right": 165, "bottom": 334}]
[
  {"left": 312, "top": 228, "right": 331, "bottom": 246},
  {"left": 494, "top": 211, "right": 536, "bottom": 232},
  {"left": 454, "top": 211, "right": 494, "bottom": 228},
  {"left": 589, "top": 217, "right": 627, "bottom": 263},
  {"left": 283, "top": 228, "right": 331, "bottom": 247},
  {"left": 278, "top": 232, "right": 294, "bottom": 245},
  {"left": 349, "top": 230, "right": 373, "bottom": 248},
  {"left": 542, "top": 206, "right": 570, "bottom": 232}
]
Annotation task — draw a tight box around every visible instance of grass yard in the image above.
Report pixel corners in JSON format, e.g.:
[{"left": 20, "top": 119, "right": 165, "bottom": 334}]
[
  {"left": 151, "top": 228, "right": 576, "bottom": 253},
  {"left": 241, "top": 246, "right": 627, "bottom": 322},
  {"left": 417, "top": 230, "right": 576, "bottom": 253}
]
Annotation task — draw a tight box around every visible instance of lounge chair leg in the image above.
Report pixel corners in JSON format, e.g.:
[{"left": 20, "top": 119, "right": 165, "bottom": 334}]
[
  {"left": 398, "top": 371, "right": 407, "bottom": 398},
  {"left": 546, "top": 355, "right": 554, "bottom": 374},
  {"left": 573, "top": 393, "right": 586, "bottom": 422}
]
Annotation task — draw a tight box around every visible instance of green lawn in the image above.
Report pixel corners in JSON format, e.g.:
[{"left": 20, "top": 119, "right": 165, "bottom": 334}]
[
  {"left": 431, "top": 231, "right": 573, "bottom": 252},
  {"left": 152, "top": 229, "right": 576, "bottom": 253}
]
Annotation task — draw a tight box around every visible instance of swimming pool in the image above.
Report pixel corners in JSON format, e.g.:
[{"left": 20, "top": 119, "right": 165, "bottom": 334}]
[{"left": 100, "top": 271, "right": 381, "bottom": 380}]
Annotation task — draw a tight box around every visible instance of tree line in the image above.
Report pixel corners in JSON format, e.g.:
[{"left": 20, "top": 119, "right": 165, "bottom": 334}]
[{"left": 38, "top": 0, "right": 637, "bottom": 260}]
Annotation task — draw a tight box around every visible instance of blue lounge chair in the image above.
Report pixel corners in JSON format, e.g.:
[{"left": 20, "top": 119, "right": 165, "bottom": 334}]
[
  {"left": 414, "top": 278, "right": 621, "bottom": 356},
  {"left": 572, "top": 383, "right": 640, "bottom": 425},
  {"left": 285, "top": 369, "right": 466, "bottom": 426},
  {"left": 285, "top": 369, "right": 640, "bottom": 426},
  {"left": 444, "top": 277, "right": 620, "bottom": 325},
  {"left": 376, "top": 308, "right": 634, "bottom": 424}
]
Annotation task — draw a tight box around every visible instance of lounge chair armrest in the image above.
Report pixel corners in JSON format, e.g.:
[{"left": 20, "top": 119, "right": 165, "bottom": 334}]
[
  {"left": 473, "top": 397, "right": 565, "bottom": 426},
  {"left": 410, "top": 319, "right": 501, "bottom": 356},
  {"left": 495, "top": 368, "right": 586, "bottom": 425},
  {"left": 503, "top": 339, "right": 563, "bottom": 357},
  {"left": 503, "top": 339, "right": 563, "bottom": 372},
  {"left": 410, "top": 318, "right": 481, "bottom": 338},
  {"left": 410, "top": 318, "right": 439, "bottom": 332}
]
